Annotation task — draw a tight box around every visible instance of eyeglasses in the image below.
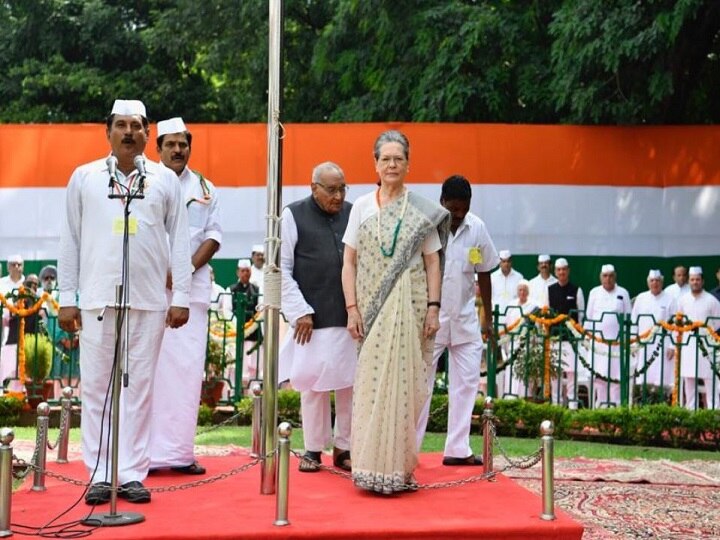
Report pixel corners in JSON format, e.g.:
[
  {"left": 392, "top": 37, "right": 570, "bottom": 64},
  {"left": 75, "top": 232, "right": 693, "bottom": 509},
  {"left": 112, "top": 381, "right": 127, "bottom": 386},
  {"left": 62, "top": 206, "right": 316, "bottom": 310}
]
[
  {"left": 42, "top": 276, "right": 56, "bottom": 282},
  {"left": 314, "top": 183, "right": 348, "bottom": 197},
  {"left": 9, "top": 262, "right": 22, "bottom": 267},
  {"left": 378, "top": 156, "right": 407, "bottom": 167}
]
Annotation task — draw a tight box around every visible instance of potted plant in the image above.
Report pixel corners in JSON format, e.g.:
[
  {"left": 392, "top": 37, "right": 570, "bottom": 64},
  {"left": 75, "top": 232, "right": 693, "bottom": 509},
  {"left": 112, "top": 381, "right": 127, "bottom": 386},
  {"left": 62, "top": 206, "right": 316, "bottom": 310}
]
[
  {"left": 510, "top": 333, "right": 564, "bottom": 402},
  {"left": 24, "top": 333, "right": 54, "bottom": 407},
  {"left": 202, "top": 330, "right": 231, "bottom": 408}
]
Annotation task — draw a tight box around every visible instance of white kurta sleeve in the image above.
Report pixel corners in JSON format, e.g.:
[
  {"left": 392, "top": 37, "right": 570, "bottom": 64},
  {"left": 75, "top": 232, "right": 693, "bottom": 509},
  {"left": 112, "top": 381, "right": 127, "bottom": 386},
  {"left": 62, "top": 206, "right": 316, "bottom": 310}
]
[
  {"left": 576, "top": 287, "right": 585, "bottom": 324},
  {"left": 58, "top": 170, "right": 82, "bottom": 307},
  {"left": 280, "top": 207, "right": 314, "bottom": 326},
  {"left": 342, "top": 203, "right": 361, "bottom": 249},
  {"left": 166, "top": 175, "right": 192, "bottom": 308}
]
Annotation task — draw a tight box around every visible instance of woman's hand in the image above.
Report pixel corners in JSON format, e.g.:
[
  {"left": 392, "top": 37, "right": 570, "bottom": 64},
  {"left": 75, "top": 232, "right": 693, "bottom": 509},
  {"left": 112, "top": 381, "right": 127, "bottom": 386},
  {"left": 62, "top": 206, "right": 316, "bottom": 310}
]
[
  {"left": 347, "top": 306, "right": 364, "bottom": 340},
  {"left": 423, "top": 305, "right": 440, "bottom": 339}
]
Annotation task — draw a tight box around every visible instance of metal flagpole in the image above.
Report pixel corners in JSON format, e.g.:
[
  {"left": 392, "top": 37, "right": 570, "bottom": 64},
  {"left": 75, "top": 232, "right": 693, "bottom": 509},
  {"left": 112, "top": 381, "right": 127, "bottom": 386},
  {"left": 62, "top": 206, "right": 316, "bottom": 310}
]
[{"left": 260, "top": 0, "right": 284, "bottom": 495}]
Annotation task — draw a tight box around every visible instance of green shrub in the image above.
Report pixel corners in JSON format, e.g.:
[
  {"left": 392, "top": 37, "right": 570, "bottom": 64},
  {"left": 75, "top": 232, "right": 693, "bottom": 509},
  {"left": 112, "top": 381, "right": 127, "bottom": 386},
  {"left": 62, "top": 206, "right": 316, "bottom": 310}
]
[{"left": 0, "top": 396, "right": 23, "bottom": 425}]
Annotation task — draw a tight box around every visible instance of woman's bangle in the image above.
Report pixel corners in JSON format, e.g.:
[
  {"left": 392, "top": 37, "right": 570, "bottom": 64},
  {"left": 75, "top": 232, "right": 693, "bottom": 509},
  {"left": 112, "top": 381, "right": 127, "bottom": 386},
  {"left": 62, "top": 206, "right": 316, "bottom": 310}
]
[
  {"left": 427, "top": 301, "right": 441, "bottom": 308},
  {"left": 346, "top": 304, "right": 357, "bottom": 310}
]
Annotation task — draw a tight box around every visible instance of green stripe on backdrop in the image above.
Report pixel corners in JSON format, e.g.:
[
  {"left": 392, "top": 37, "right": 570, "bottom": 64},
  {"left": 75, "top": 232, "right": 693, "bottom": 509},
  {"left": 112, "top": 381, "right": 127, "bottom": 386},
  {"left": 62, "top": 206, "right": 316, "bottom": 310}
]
[{"left": 8, "top": 256, "right": 720, "bottom": 300}]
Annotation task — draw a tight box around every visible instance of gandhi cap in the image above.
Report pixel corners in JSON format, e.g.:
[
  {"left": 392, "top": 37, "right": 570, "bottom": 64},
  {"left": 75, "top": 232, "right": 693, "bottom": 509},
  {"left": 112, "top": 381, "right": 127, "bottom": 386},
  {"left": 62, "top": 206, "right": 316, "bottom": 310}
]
[
  {"left": 538, "top": 254, "right": 550, "bottom": 263},
  {"left": 237, "top": 259, "right": 252, "bottom": 269},
  {"left": 252, "top": 244, "right": 265, "bottom": 254},
  {"left": 554, "top": 258, "right": 569, "bottom": 268},
  {"left": 601, "top": 264, "right": 615, "bottom": 274},
  {"left": 647, "top": 269, "right": 662, "bottom": 279},
  {"left": 689, "top": 266, "right": 703, "bottom": 276},
  {"left": 7, "top": 254, "right": 23, "bottom": 264},
  {"left": 499, "top": 250, "right": 511, "bottom": 260},
  {"left": 157, "top": 117, "right": 187, "bottom": 137},
  {"left": 110, "top": 99, "right": 147, "bottom": 118}
]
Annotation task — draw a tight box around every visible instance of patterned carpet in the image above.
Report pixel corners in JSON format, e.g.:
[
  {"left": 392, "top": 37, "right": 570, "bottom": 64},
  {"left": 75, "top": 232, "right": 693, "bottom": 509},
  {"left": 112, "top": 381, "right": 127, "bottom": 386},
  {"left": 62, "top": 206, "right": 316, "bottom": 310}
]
[{"left": 503, "top": 457, "right": 720, "bottom": 539}]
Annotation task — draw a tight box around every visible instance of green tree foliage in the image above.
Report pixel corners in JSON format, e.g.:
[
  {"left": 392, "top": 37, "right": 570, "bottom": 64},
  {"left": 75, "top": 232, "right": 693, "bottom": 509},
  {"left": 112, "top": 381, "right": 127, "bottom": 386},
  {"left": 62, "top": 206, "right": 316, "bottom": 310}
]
[{"left": 0, "top": 0, "right": 718, "bottom": 124}]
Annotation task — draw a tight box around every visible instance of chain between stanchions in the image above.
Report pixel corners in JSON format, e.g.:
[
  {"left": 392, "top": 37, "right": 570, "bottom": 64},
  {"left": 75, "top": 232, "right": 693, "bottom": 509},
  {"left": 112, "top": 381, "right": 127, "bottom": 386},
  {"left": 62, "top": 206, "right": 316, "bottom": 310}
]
[
  {"left": 46, "top": 405, "right": 69, "bottom": 451},
  {"left": 194, "top": 410, "right": 244, "bottom": 435},
  {"left": 490, "top": 422, "right": 544, "bottom": 471},
  {"left": 15, "top": 449, "right": 277, "bottom": 492}
]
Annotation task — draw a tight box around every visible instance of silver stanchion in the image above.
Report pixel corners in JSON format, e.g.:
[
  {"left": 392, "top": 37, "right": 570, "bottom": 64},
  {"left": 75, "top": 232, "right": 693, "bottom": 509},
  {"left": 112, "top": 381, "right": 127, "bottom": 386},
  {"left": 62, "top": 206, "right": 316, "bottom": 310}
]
[
  {"left": 32, "top": 402, "right": 50, "bottom": 492},
  {"left": 0, "top": 428, "right": 14, "bottom": 537},
  {"left": 250, "top": 382, "right": 262, "bottom": 458},
  {"left": 540, "top": 420, "right": 556, "bottom": 521},
  {"left": 482, "top": 397, "right": 494, "bottom": 476},
  {"left": 274, "top": 422, "right": 291, "bottom": 527},
  {"left": 56, "top": 387, "right": 73, "bottom": 464}
]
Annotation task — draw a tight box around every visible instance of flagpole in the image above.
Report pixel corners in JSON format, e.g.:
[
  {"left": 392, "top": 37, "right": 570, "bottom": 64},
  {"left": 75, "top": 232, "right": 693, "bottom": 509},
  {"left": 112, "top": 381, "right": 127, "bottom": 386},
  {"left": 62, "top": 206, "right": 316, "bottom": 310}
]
[{"left": 260, "top": 0, "right": 283, "bottom": 495}]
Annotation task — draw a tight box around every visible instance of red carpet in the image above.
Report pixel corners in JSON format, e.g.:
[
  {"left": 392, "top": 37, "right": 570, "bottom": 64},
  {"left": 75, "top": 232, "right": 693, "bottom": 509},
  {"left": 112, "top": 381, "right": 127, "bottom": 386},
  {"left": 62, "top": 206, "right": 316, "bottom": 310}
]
[{"left": 12, "top": 453, "right": 583, "bottom": 539}]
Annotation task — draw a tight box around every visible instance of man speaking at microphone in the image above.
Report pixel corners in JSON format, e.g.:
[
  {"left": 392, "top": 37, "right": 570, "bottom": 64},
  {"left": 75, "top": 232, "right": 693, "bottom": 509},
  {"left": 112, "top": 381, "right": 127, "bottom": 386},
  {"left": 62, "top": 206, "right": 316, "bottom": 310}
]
[{"left": 58, "top": 99, "right": 191, "bottom": 505}]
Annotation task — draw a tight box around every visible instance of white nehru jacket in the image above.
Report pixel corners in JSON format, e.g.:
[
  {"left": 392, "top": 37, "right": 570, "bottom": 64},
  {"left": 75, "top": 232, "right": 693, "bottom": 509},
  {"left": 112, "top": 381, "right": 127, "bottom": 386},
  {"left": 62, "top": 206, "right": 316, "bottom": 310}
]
[
  {"left": 436, "top": 212, "right": 499, "bottom": 345},
  {"left": 59, "top": 156, "right": 191, "bottom": 310}
]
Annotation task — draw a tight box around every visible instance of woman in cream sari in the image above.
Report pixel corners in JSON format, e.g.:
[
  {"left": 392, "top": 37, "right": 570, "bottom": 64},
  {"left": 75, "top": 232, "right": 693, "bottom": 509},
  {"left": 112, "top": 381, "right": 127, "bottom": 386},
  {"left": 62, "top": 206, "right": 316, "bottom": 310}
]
[{"left": 342, "top": 130, "right": 449, "bottom": 494}]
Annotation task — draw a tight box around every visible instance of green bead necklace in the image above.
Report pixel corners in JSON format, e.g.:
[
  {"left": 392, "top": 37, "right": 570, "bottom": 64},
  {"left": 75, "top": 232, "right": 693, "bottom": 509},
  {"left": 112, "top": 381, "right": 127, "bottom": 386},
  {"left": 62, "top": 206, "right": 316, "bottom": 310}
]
[{"left": 376, "top": 187, "right": 409, "bottom": 258}]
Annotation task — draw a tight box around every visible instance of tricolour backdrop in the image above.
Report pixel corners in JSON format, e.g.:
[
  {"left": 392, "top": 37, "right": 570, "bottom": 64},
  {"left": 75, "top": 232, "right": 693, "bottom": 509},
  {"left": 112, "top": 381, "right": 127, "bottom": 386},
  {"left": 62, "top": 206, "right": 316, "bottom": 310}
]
[{"left": 1, "top": 123, "right": 718, "bottom": 296}]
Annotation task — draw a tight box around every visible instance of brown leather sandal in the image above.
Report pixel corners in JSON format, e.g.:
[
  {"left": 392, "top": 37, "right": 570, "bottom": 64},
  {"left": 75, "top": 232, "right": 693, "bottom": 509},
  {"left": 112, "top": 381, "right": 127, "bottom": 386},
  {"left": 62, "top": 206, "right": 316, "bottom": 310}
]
[{"left": 333, "top": 448, "right": 352, "bottom": 471}]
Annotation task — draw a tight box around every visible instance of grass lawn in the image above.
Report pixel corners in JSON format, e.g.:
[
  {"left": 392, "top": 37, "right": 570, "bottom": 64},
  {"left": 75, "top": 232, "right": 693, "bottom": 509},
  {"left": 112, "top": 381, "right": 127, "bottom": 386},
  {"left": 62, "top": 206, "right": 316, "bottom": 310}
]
[{"left": 12, "top": 426, "right": 719, "bottom": 462}]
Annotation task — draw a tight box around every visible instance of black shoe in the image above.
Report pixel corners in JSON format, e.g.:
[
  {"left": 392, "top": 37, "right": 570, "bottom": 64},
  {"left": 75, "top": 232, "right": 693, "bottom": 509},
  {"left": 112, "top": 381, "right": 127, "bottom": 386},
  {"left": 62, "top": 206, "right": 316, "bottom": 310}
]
[
  {"left": 85, "top": 482, "right": 111, "bottom": 505},
  {"left": 442, "top": 455, "right": 484, "bottom": 466},
  {"left": 118, "top": 481, "right": 151, "bottom": 503},
  {"left": 170, "top": 461, "right": 206, "bottom": 475}
]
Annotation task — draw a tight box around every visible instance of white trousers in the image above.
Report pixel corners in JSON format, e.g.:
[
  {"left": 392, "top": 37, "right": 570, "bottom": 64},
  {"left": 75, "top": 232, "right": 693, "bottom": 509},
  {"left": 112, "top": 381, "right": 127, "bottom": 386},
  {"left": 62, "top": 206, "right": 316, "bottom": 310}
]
[
  {"left": 80, "top": 309, "right": 165, "bottom": 484},
  {"left": 682, "top": 377, "right": 720, "bottom": 410},
  {"left": 416, "top": 339, "right": 481, "bottom": 458},
  {"left": 149, "top": 303, "right": 208, "bottom": 468},
  {"left": 593, "top": 380, "right": 621, "bottom": 408},
  {"left": 300, "top": 386, "right": 352, "bottom": 452}
]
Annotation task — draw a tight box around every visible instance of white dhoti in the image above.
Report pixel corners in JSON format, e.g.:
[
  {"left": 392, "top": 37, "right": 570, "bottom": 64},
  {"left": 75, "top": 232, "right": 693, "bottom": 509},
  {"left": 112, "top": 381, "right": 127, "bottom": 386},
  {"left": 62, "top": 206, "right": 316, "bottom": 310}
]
[
  {"left": 281, "top": 327, "right": 356, "bottom": 452},
  {"left": 80, "top": 308, "right": 165, "bottom": 484},
  {"left": 149, "top": 302, "right": 208, "bottom": 468}
]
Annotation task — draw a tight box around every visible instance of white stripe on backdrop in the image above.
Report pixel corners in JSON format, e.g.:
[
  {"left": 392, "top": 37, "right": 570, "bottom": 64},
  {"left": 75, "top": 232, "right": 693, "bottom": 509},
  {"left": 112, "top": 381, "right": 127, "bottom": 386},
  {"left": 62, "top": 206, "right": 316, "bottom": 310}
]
[{"left": 1, "top": 183, "right": 718, "bottom": 260}]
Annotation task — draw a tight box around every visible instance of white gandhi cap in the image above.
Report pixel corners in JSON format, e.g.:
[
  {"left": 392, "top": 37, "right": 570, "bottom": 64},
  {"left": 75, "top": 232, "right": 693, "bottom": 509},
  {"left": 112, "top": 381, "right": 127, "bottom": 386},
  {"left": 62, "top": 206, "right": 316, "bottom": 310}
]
[
  {"left": 499, "top": 250, "right": 511, "bottom": 260},
  {"left": 601, "top": 264, "right": 615, "bottom": 274},
  {"left": 537, "top": 254, "right": 550, "bottom": 263},
  {"left": 554, "top": 258, "right": 568, "bottom": 268},
  {"left": 647, "top": 269, "right": 663, "bottom": 279},
  {"left": 252, "top": 244, "right": 265, "bottom": 254},
  {"left": 157, "top": 117, "right": 187, "bottom": 137},
  {"left": 237, "top": 259, "right": 252, "bottom": 269},
  {"left": 689, "top": 266, "right": 703, "bottom": 276},
  {"left": 111, "top": 99, "right": 147, "bottom": 117}
]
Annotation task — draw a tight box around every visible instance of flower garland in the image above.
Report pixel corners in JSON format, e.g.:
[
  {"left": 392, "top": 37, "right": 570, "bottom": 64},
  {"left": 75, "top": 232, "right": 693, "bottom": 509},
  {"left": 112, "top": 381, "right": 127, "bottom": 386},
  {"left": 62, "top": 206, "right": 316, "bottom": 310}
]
[
  {"left": 208, "top": 313, "right": 261, "bottom": 339},
  {"left": 0, "top": 288, "right": 59, "bottom": 316}
]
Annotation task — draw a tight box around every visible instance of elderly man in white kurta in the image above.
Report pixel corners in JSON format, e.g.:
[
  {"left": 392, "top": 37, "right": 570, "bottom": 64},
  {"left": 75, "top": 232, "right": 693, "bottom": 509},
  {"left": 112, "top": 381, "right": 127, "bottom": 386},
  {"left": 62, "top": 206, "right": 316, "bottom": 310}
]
[
  {"left": 416, "top": 175, "right": 499, "bottom": 465},
  {"left": 491, "top": 250, "right": 523, "bottom": 322},
  {"left": 631, "top": 270, "right": 675, "bottom": 392},
  {"left": 584, "top": 264, "right": 631, "bottom": 407},
  {"left": 279, "top": 162, "right": 356, "bottom": 472},
  {"left": 58, "top": 100, "right": 191, "bottom": 505},
  {"left": 676, "top": 267, "right": 720, "bottom": 410},
  {"left": 664, "top": 265, "right": 690, "bottom": 301},
  {"left": 149, "top": 117, "right": 222, "bottom": 475},
  {"left": 528, "top": 254, "right": 557, "bottom": 308}
]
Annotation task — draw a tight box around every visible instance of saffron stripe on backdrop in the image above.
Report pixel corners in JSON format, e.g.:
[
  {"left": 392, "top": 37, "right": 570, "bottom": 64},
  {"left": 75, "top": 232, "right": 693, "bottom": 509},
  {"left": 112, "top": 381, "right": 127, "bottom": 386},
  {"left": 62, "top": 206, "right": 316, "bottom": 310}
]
[{"left": 1, "top": 123, "right": 720, "bottom": 188}]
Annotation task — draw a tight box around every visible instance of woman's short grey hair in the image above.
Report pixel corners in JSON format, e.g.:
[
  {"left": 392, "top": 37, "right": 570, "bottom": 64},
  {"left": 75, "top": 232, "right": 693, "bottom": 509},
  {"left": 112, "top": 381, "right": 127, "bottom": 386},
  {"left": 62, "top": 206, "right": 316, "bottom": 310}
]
[
  {"left": 311, "top": 161, "right": 345, "bottom": 184},
  {"left": 373, "top": 130, "right": 410, "bottom": 161}
]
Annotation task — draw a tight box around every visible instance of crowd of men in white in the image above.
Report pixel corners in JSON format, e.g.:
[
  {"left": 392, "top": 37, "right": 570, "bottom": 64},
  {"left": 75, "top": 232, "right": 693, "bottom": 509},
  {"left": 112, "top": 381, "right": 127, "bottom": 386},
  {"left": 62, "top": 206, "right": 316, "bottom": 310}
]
[{"left": 490, "top": 252, "right": 720, "bottom": 410}]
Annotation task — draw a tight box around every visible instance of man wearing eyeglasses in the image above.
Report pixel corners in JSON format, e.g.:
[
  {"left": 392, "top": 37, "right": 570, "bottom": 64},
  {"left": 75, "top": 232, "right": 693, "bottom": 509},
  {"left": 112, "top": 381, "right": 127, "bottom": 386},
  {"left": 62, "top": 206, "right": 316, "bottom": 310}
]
[
  {"left": 148, "top": 117, "right": 221, "bottom": 477},
  {"left": 279, "top": 161, "right": 357, "bottom": 472}
]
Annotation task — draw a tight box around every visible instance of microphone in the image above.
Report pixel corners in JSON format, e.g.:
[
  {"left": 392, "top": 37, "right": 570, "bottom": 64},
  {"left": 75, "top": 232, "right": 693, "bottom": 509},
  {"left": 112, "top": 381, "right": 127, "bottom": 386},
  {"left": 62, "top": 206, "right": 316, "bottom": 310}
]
[
  {"left": 133, "top": 155, "right": 147, "bottom": 196},
  {"left": 106, "top": 155, "right": 118, "bottom": 194},
  {"left": 133, "top": 155, "right": 147, "bottom": 178}
]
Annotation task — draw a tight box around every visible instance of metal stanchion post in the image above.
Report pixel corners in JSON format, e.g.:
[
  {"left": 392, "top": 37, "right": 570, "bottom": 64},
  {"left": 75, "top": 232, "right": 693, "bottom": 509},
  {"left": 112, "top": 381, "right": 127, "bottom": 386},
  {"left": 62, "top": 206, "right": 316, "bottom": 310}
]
[
  {"left": 274, "top": 422, "right": 291, "bottom": 527},
  {"left": 56, "top": 387, "right": 73, "bottom": 464},
  {"left": 251, "top": 382, "right": 263, "bottom": 458},
  {"left": 482, "top": 397, "right": 494, "bottom": 476},
  {"left": 540, "top": 420, "right": 556, "bottom": 521},
  {"left": 0, "top": 428, "right": 14, "bottom": 537},
  {"left": 32, "top": 403, "right": 50, "bottom": 492}
]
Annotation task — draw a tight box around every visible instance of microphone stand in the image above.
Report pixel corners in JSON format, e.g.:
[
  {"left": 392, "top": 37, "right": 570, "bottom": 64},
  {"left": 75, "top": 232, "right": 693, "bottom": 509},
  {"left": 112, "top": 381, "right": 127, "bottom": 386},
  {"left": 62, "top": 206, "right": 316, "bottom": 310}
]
[{"left": 84, "top": 174, "right": 145, "bottom": 527}]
